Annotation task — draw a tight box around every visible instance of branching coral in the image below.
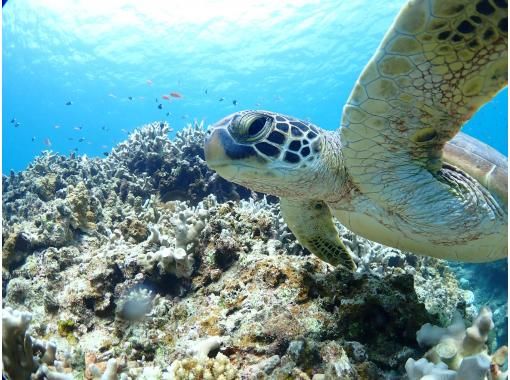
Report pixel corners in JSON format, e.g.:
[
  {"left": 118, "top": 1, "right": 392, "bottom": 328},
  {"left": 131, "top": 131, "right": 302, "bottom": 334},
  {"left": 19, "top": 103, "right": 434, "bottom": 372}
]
[
  {"left": 141, "top": 198, "right": 211, "bottom": 278},
  {"left": 406, "top": 307, "right": 508, "bottom": 380},
  {"left": 2, "top": 307, "right": 73, "bottom": 380},
  {"left": 66, "top": 181, "right": 97, "bottom": 233}
]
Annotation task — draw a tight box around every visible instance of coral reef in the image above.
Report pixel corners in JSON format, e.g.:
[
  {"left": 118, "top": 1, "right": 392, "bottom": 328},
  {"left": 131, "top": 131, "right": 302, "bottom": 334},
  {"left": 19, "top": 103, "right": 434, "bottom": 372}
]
[
  {"left": 107, "top": 121, "right": 253, "bottom": 204},
  {"left": 406, "top": 306, "right": 508, "bottom": 380},
  {"left": 2, "top": 120, "right": 506, "bottom": 379},
  {"left": 2, "top": 307, "right": 73, "bottom": 379},
  {"left": 449, "top": 261, "right": 508, "bottom": 348}
]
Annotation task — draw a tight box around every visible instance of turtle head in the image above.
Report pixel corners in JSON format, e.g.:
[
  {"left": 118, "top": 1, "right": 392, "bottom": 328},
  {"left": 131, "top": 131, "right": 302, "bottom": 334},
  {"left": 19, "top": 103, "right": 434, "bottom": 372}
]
[{"left": 205, "top": 110, "right": 333, "bottom": 198}]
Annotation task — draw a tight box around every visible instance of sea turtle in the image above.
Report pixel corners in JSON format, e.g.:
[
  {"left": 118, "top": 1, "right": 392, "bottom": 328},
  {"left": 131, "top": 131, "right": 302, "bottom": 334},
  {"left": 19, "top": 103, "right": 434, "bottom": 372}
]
[{"left": 204, "top": 0, "right": 508, "bottom": 270}]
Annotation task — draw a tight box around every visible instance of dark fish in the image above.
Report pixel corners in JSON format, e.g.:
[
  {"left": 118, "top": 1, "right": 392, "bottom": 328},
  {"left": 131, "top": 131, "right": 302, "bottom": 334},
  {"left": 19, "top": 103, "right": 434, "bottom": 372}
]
[
  {"left": 14, "top": 122, "right": 20, "bottom": 127},
  {"left": 233, "top": 100, "right": 238, "bottom": 106},
  {"left": 204, "top": 89, "right": 208, "bottom": 95},
  {"left": 68, "top": 137, "right": 74, "bottom": 141},
  {"left": 155, "top": 98, "right": 159, "bottom": 102},
  {"left": 31, "top": 136, "right": 36, "bottom": 142},
  {"left": 219, "top": 97, "right": 224, "bottom": 102},
  {"left": 103, "top": 152, "right": 109, "bottom": 157},
  {"left": 65, "top": 101, "right": 72, "bottom": 106},
  {"left": 10, "top": 118, "right": 15, "bottom": 123},
  {"left": 101, "top": 125, "right": 107, "bottom": 131},
  {"left": 158, "top": 104, "right": 163, "bottom": 109},
  {"left": 70, "top": 152, "right": 75, "bottom": 159},
  {"left": 78, "top": 138, "right": 85, "bottom": 142},
  {"left": 128, "top": 96, "right": 133, "bottom": 100},
  {"left": 166, "top": 112, "right": 170, "bottom": 116}
]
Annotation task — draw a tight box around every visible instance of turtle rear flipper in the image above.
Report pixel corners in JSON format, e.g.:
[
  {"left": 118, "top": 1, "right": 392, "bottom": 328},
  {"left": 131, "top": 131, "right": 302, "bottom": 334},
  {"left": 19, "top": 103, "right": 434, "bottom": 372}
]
[{"left": 280, "top": 198, "right": 356, "bottom": 271}]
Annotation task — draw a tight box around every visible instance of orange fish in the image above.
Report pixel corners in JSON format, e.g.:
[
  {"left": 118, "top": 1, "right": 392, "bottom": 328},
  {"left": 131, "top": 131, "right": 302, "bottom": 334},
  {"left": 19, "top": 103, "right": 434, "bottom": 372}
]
[
  {"left": 170, "top": 92, "right": 182, "bottom": 98},
  {"left": 162, "top": 95, "right": 170, "bottom": 100}
]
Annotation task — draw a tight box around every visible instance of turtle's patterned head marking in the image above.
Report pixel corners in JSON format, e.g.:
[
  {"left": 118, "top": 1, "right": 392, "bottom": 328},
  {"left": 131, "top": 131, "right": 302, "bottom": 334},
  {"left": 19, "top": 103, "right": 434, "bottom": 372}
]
[{"left": 204, "top": 110, "right": 324, "bottom": 196}]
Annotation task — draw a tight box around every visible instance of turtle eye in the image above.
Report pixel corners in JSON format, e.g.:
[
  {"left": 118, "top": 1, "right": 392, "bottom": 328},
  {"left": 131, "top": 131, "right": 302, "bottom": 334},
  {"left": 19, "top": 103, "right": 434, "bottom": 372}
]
[
  {"left": 248, "top": 117, "right": 267, "bottom": 136},
  {"left": 229, "top": 113, "right": 272, "bottom": 143}
]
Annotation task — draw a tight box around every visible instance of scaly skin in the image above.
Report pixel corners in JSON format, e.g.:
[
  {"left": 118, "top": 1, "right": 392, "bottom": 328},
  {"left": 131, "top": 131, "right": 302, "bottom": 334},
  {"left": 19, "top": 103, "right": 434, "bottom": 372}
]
[
  {"left": 205, "top": 111, "right": 507, "bottom": 263},
  {"left": 204, "top": 0, "right": 508, "bottom": 265}
]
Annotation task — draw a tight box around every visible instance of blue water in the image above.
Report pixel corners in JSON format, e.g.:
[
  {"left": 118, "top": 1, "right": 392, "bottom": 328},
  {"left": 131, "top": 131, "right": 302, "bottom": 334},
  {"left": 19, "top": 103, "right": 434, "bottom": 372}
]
[{"left": 2, "top": 0, "right": 508, "bottom": 173}]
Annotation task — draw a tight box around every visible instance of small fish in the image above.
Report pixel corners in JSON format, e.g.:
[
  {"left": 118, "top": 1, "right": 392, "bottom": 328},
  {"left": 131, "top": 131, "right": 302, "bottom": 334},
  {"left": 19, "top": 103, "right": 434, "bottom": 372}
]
[
  {"left": 70, "top": 152, "right": 76, "bottom": 159},
  {"left": 43, "top": 138, "right": 52, "bottom": 147},
  {"left": 233, "top": 100, "right": 238, "bottom": 106},
  {"left": 54, "top": 125, "right": 61, "bottom": 129},
  {"left": 108, "top": 93, "right": 117, "bottom": 98},
  {"left": 74, "top": 126, "right": 82, "bottom": 131},
  {"left": 204, "top": 89, "right": 208, "bottom": 95},
  {"left": 121, "top": 128, "right": 128, "bottom": 133},
  {"left": 146, "top": 79, "right": 153, "bottom": 86},
  {"left": 32, "top": 136, "right": 36, "bottom": 142},
  {"left": 68, "top": 137, "right": 74, "bottom": 141},
  {"left": 14, "top": 122, "right": 20, "bottom": 128},
  {"left": 158, "top": 104, "right": 163, "bottom": 109},
  {"left": 166, "top": 112, "right": 171, "bottom": 116},
  {"left": 219, "top": 97, "right": 224, "bottom": 102},
  {"left": 65, "top": 101, "right": 73, "bottom": 106},
  {"left": 101, "top": 145, "right": 108, "bottom": 149},
  {"left": 128, "top": 96, "right": 133, "bottom": 101},
  {"left": 170, "top": 92, "right": 182, "bottom": 98},
  {"left": 101, "top": 125, "right": 107, "bottom": 131},
  {"left": 162, "top": 95, "right": 170, "bottom": 100},
  {"left": 103, "top": 152, "right": 109, "bottom": 157},
  {"left": 155, "top": 98, "right": 159, "bottom": 103},
  {"left": 78, "top": 138, "right": 85, "bottom": 142},
  {"left": 10, "top": 118, "right": 16, "bottom": 123}
]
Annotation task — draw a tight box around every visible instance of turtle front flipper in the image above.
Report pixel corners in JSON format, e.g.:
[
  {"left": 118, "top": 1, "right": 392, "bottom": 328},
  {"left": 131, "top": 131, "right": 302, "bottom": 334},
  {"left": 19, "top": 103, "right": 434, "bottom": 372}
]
[
  {"left": 280, "top": 198, "right": 356, "bottom": 271},
  {"left": 338, "top": 0, "right": 507, "bottom": 261}
]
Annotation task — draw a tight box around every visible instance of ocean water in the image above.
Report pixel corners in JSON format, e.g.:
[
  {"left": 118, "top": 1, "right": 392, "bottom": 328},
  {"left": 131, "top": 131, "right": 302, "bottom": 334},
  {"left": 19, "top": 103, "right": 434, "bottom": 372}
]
[{"left": 2, "top": 0, "right": 508, "bottom": 173}]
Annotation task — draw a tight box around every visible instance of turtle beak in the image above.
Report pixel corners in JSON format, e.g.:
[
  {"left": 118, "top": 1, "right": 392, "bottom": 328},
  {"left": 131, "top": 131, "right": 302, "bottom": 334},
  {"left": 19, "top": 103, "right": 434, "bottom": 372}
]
[
  {"left": 204, "top": 127, "right": 230, "bottom": 169},
  {"left": 204, "top": 122, "right": 258, "bottom": 166}
]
